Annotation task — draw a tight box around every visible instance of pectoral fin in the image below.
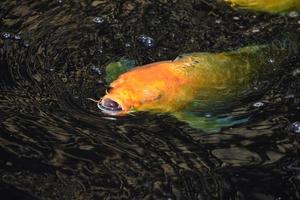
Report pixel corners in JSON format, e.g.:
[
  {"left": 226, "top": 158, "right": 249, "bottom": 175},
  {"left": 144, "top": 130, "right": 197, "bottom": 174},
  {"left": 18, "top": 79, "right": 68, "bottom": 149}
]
[
  {"left": 105, "top": 59, "right": 136, "bottom": 84},
  {"left": 173, "top": 111, "right": 249, "bottom": 133}
]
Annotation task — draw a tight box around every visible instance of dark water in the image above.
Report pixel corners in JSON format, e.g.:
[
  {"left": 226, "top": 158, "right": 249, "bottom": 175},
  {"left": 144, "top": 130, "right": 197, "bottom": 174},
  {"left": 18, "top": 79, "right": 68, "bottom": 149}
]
[{"left": 0, "top": 0, "right": 300, "bottom": 199}]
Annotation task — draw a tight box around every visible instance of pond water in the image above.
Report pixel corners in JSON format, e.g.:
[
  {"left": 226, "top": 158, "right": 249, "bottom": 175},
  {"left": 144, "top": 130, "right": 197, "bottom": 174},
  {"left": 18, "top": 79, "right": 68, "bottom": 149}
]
[{"left": 0, "top": 0, "right": 300, "bottom": 199}]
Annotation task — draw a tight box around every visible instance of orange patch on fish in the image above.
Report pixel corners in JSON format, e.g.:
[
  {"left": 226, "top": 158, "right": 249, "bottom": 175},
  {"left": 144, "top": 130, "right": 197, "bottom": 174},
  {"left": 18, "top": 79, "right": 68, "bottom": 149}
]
[{"left": 100, "top": 60, "right": 201, "bottom": 115}]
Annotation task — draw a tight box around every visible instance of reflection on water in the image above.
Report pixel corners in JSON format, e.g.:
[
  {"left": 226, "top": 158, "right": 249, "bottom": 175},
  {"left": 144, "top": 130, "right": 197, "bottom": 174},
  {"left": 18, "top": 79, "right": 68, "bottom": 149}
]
[{"left": 0, "top": 0, "right": 300, "bottom": 199}]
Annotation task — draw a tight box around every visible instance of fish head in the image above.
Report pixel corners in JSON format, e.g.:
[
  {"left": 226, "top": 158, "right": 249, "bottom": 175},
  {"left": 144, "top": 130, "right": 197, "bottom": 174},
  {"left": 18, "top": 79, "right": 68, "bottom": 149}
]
[{"left": 98, "top": 61, "right": 183, "bottom": 115}]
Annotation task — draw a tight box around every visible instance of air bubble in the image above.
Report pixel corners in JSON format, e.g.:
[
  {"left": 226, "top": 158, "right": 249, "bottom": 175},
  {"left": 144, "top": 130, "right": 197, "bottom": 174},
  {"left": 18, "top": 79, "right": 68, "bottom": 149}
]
[
  {"left": 14, "top": 34, "right": 21, "bottom": 40},
  {"left": 1, "top": 32, "right": 11, "bottom": 39},
  {"left": 292, "top": 122, "right": 300, "bottom": 133},
  {"left": 293, "top": 68, "right": 300, "bottom": 76},
  {"left": 23, "top": 40, "right": 30, "bottom": 47},
  {"left": 96, "top": 47, "right": 103, "bottom": 54},
  {"left": 285, "top": 94, "right": 295, "bottom": 99},
  {"left": 138, "top": 35, "right": 155, "bottom": 49},
  {"left": 91, "top": 65, "right": 102, "bottom": 75},
  {"left": 125, "top": 43, "right": 131, "bottom": 48},
  {"left": 205, "top": 113, "right": 212, "bottom": 118},
  {"left": 93, "top": 16, "right": 105, "bottom": 24},
  {"left": 215, "top": 19, "right": 222, "bottom": 24},
  {"left": 288, "top": 11, "right": 299, "bottom": 18},
  {"left": 251, "top": 28, "right": 260, "bottom": 33},
  {"left": 268, "top": 58, "right": 275, "bottom": 63},
  {"left": 253, "top": 102, "right": 264, "bottom": 108}
]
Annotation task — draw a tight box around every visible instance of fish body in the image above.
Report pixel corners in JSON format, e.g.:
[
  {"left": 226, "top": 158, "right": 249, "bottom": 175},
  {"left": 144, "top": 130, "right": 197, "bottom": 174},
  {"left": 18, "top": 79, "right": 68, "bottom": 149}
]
[
  {"left": 100, "top": 44, "right": 287, "bottom": 115},
  {"left": 224, "top": 0, "right": 300, "bottom": 13},
  {"left": 97, "top": 41, "right": 293, "bottom": 132}
]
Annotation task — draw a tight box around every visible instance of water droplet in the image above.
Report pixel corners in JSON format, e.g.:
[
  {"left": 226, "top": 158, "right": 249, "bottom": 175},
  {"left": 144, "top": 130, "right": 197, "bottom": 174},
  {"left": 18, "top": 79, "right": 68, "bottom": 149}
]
[
  {"left": 93, "top": 16, "right": 105, "bottom": 24},
  {"left": 1, "top": 32, "right": 11, "bottom": 39},
  {"left": 57, "top": 0, "right": 63, "bottom": 3},
  {"left": 5, "top": 162, "right": 13, "bottom": 166},
  {"left": 288, "top": 11, "right": 299, "bottom": 18},
  {"left": 138, "top": 35, "right": 155, "bottom": 49},
  {"left": 293, "top": 68, "right": 300, "bottom": 76},
  {"left": 233, "top": 16, "right": 240, "bottom": 20},
  {"left": 253, "top": 102, "right": 264, "bottom": 108},
  {"left": 292, "top": 122, "right": 300, "bottom": 133}
]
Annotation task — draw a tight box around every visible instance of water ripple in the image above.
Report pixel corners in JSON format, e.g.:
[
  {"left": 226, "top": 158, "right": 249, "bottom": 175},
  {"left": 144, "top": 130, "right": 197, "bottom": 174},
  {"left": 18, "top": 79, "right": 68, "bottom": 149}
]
[{"left": 0, "top": 0, "right": 300, "bottom": 199}]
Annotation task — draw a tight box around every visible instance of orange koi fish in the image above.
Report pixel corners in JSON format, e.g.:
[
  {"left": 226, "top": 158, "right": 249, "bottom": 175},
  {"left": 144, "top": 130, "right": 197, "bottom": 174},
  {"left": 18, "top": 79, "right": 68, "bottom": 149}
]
[{"left": 94, "top": 42, "right": 291, "bottom": 132}]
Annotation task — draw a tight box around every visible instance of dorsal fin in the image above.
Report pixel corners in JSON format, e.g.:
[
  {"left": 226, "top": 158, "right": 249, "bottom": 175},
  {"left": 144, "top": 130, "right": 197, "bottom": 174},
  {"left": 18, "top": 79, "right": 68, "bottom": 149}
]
[{"left": 105, "top": 59, "right": 136, "bottom": 84}]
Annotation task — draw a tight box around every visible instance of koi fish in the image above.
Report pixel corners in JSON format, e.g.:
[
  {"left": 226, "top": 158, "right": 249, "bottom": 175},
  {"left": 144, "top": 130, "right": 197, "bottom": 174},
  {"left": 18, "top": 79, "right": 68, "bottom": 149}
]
[
  {"left": 94, "top": 40, "right": 293, "bottom": 132},
  {"left": 224, "top": 0, "right": 300, "bottom": 13}
]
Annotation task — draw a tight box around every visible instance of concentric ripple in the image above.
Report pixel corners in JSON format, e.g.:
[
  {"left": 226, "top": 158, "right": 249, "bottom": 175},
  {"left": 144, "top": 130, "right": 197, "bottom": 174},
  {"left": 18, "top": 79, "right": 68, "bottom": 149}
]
[{"left": 0, "top": 0, "right": 300, "bottom": 199}]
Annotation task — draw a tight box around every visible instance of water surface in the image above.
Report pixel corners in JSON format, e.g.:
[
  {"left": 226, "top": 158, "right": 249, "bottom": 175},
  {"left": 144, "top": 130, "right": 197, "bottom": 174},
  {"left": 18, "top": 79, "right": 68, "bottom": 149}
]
[{"left": 0, "top": 0, "right": 300, "bottom": 199}]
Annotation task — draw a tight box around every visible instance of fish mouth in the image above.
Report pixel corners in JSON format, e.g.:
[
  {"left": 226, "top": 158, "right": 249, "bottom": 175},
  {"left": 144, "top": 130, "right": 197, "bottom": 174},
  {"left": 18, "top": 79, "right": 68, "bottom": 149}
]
[{"left": 98, "top": 98, "right": 123, "bottom": 115}]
